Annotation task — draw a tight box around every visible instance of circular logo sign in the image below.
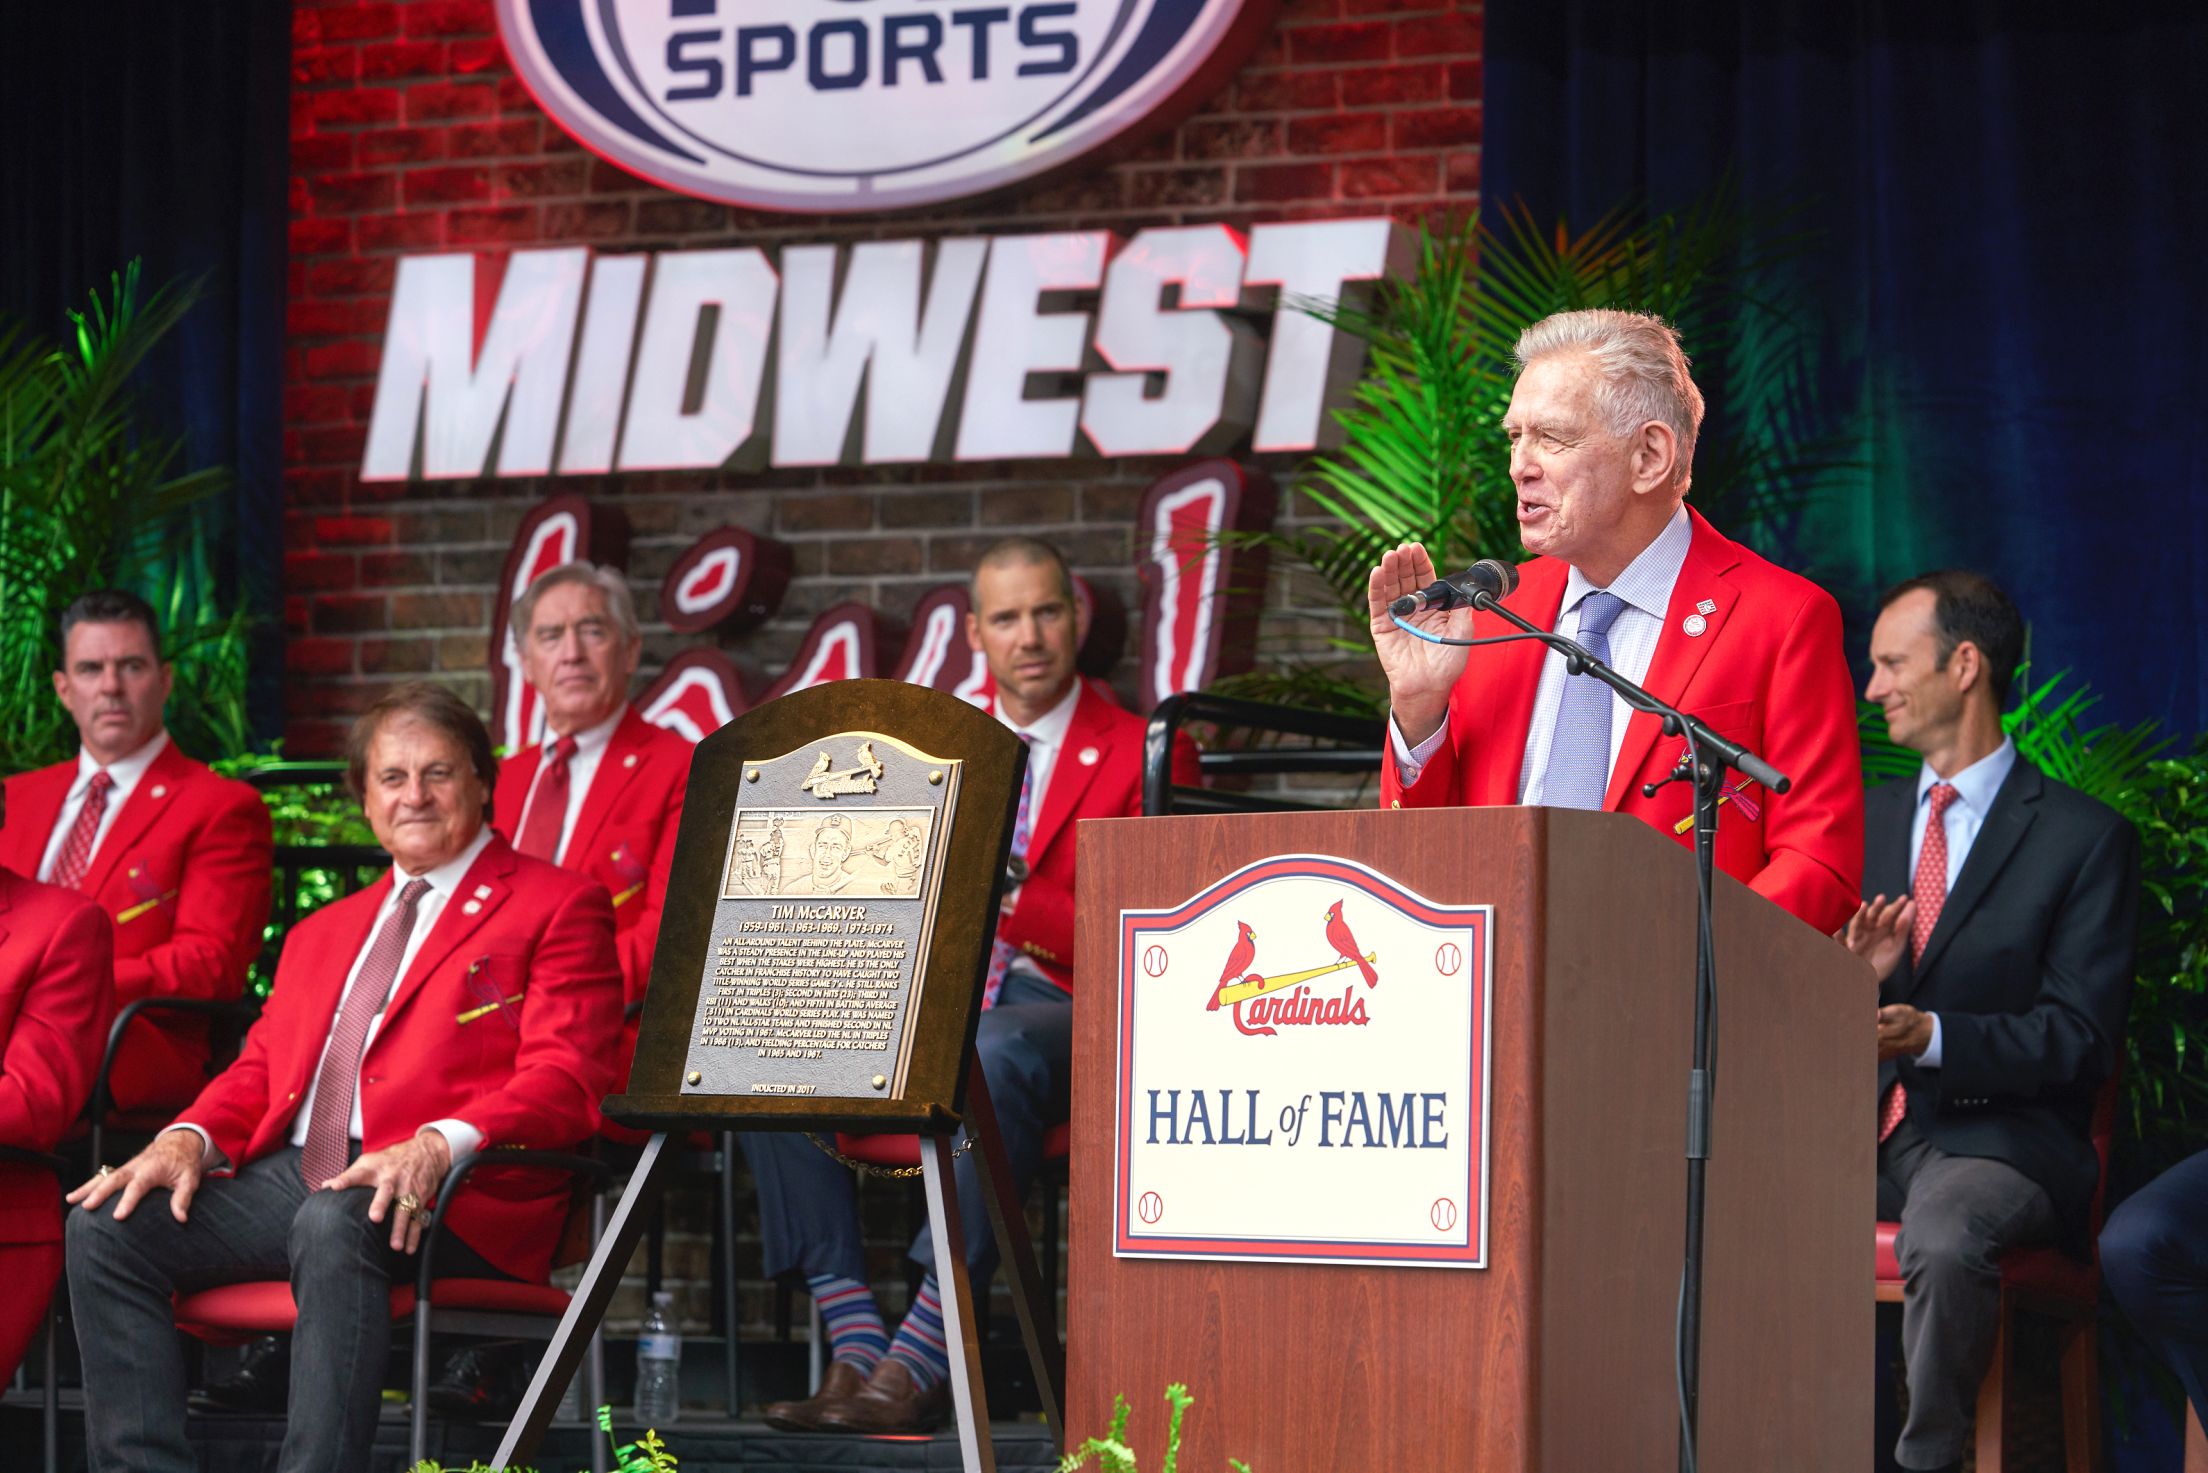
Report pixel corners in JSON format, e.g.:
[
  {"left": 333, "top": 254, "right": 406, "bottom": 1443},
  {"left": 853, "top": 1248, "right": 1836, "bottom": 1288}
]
[
  {"left": 1138, "top": 1190, "right": 1164, "bottom": 1224},
  {"left": 496, "top": 0, "right": 1277, "bottom": 214},
  {"left": 1143, "top": 945, "right": 1169, "bottom": 977},
  {"left": 1430, "top": 1197, "right": 1458, "bottom": 1233}
]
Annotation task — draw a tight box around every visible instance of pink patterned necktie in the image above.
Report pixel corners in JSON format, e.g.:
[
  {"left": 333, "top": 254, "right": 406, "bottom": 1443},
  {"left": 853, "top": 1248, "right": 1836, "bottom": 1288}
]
[
  {"left": 1879, "top": 783, "right": 1961, "bottom": 1144},
  {"left": 981, "top": 733, "right": 1036, "bottom": 1010},
  {"left": 514, "top": 736, "right": 578, "bottom": 861},
  {"left": 300, "top": 878, "right": 432, "bottom": 1188},
  {"left": 49, "top": 770, "right": 114, "bottom": 890}
]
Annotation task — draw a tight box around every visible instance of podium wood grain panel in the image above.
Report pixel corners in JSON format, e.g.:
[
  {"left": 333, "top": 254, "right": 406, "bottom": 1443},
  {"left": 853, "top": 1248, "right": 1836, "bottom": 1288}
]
[{"left": 1070, "top": 807, "right": 1870, "bottom": 1472}]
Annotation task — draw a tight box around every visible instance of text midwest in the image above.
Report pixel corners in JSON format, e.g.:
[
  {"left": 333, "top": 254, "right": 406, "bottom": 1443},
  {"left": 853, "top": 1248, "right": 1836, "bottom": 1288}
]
[{"left": 361, "top": 219, "right": 1405, "bottom": 482}]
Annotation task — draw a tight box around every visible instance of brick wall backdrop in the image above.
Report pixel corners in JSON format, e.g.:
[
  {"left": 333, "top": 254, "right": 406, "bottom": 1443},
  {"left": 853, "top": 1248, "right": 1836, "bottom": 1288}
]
[
  {"left": 282, "top": 0, "right": 1480, "bottom": 1350},
  {"left": 283, "top": 0, "right": 1482, "bottom": 752}
]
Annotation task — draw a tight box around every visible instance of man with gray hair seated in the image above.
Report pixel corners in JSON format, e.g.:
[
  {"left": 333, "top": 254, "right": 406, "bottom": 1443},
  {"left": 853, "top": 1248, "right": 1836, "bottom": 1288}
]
[
  {"left": 496, "top": 561, "right": 690, "bottom": 1050},
  {"left": 430, "top": 561, "right": 690, "bottom": 1412},
  {"left": 1369, "top": 307, "right": 1863, "bottom": 933}
]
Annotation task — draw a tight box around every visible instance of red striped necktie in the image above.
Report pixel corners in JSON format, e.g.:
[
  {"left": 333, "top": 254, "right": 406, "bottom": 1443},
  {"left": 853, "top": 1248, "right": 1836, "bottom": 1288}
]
[
  {"left": 982, "top": 733, "right": 1036, "bottom": 1009},
  {"left": 50, "top": 770, "right": 115, "bottom": 890},
  {"left": 515, "top": 735, "right": 579, "bottom": 862},
  {"left": 300, "top": 878, "right": 432, "bottom": 1188},
  {"left": 1879, "top": 783, "right": 1961, "bottom": 1144}
]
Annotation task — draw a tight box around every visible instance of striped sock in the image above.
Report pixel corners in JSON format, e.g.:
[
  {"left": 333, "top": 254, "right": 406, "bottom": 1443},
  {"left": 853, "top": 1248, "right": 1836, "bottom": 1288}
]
[
  {"left": 807, "top": 1273, "right": 888, "bottom": 1375},
  {"left": 884, "top": 1274, "right": 950, "bottom": 1390}
]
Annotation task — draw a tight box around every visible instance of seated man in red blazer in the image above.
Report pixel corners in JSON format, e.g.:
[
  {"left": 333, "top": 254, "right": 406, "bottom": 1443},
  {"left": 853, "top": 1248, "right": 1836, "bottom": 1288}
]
[
  {"left": 66, "top": 682, "right": 622, "bottom": 1473},
  {"left": 0, "top": 589, "right": 271, "bottom": 1114},
  {"left": 446, "top": 561, "right": 688, "bottom": 1408},
  {"left": 494, "top": 561, "right": 689, "bottom": 1078},
  {"left": 1370, "top": 309, "right": 1863, "bottom": 934},
  {"left": 0, "top": 782, "right": 114, "bottom": 1383},
  {"left": 746, "top": 536, "right": 1201, "bottom": 1435}
]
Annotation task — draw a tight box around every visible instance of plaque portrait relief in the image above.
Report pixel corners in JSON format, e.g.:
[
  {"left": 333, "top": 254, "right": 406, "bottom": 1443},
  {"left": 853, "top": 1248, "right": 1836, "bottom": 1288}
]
[
  {"left": 684, "top": 730, "right": 963, "bottom": 1103},
  {"left": 722, "top": 809, "right": 939, "bottom": 899}
]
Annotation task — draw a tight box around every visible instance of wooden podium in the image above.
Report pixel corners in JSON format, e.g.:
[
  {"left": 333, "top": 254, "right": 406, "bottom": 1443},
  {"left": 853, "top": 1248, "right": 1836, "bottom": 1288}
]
[{"left": 1069, "top": 807, "right": 1872, "bottom": 1471}]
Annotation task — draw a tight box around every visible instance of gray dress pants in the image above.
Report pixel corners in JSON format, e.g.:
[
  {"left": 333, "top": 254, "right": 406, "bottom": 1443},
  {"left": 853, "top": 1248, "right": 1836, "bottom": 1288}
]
[
  {"left": 65, "top": 1144, "right": 507, "bottom": 1473},
  {"left": 1877, "top": 1117, "right": 2059, "bottom": 1470}
]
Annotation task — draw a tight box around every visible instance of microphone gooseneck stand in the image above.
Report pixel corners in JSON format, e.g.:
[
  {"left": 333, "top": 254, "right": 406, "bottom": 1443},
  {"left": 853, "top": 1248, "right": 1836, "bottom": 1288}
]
[{"left": 1391, "top": 599, "right": 1791, "bottom": 1473}]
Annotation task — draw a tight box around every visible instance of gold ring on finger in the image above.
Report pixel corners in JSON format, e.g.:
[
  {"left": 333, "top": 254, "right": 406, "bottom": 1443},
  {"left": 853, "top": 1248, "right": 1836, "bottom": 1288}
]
[
  {"left": 95, "top": 1164, "right": 115, "bottom": 1179},
  {"left": 396, "top": 1193, "right": 423, "bottom": 1214}
]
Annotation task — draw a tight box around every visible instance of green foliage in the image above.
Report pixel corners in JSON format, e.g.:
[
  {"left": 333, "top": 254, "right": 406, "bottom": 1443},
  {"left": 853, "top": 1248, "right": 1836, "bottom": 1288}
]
[
  {"left": 0, "top": 261, "right": 251, "bottom": 772},
  {"left": 2123, "top": 750, "right": 2208, "bottom": 1179},
  {"left": 215, "top": 755, "right": 381, "bottom": 999},
  {"left": 1060, "top": 1384, "right": 1251, "bottom": 1473},
  {"left": 599, "top": 1405, "right": 680, "bottom": 1473},
  {"left": 1232, "top": 181, "right": 1844, "bottom": 710},
  {"left": 403, "top": 1406, "right": 682, "bottom": 1473},
  {"left": 215, "top": 756, "right": 375, "bottom": 847}
]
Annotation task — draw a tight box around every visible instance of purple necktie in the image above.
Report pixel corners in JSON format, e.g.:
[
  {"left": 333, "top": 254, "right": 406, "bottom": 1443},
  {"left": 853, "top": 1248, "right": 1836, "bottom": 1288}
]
[{"left": 1540, "top": 591, "right": 1627, "bottom": 811}]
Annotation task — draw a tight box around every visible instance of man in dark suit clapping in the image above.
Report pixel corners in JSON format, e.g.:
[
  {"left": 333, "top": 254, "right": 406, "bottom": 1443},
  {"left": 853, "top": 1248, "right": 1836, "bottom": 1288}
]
[{"left": 1843, "top": 570, "right": 2139, "bottom": 1473}]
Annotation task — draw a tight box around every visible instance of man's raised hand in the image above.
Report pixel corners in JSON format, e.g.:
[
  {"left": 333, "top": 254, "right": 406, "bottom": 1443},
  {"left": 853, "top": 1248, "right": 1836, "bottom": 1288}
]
[
  {"left": 1840, "top": 894, "right": 1916, "bottom": 984},
  {"left": 1368, "top": 542, "right": 1475, "bottom": 747}
]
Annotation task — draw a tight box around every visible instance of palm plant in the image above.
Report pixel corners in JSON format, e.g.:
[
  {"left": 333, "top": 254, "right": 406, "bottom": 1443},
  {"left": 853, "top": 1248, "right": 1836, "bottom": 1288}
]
[
  {"left": 0, "top": 261, "right": 249, "bottom": 771},
  {"left": 1224, "top": 181, "right": 1846, "bottom": 716}
]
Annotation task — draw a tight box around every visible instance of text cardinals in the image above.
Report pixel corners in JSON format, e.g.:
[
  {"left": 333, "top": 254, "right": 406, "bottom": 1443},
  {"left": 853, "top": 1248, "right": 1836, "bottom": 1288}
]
[{"left": 1205, "top": 897, "right": 1381, "bottom": 1037}]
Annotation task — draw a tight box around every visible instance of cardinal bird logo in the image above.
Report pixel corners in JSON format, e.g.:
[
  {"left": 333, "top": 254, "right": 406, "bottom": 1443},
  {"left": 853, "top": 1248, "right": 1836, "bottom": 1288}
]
[
  {"left": 1325, "top": 899, "right": 1379, "bottom": 987},
  {"left": 1207, "top": 920, "right": 1259, "bottom": 1011}
]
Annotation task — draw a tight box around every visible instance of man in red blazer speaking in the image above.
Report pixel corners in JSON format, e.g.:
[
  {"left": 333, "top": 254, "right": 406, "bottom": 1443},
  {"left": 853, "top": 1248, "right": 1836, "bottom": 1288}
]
[
  {"left": 65, "top": 682, "right": 622, "bottom": 1473},
  {"left": 495, "top": 562, "right": 689, "bottom": 1072},
  {"left": 0, "top": 782, "right": 114, "bottom": 1383},
  {"left": 0, "top": 590, "right": 271, "bottom": 1114},
  {"left": 1371, "top": 310, "right": 1863, "bottom": 934},
  {"left": 745, "top": 537, "right": 1202, "bottom": 1435}
]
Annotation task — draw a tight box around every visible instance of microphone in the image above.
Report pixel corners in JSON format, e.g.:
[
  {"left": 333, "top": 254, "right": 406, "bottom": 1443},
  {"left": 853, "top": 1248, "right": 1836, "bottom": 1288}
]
[{"left": 1388, "top": 559, "right": 1520, "bottom": 619}]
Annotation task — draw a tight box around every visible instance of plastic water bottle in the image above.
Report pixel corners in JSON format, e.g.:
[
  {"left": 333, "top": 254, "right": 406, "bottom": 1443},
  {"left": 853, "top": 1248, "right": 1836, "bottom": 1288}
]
[{"left": 634, "top": 1291, "right": 681, "bottom": 1425}]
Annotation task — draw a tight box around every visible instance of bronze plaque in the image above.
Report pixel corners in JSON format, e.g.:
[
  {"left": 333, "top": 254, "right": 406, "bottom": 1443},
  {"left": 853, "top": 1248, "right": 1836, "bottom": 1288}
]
[
  {"left": 610, "top": 679, "right": 1023, "bottom": 1133},
  {"left": 686, "top": 733, "right": 960, "bottom": 1101}
]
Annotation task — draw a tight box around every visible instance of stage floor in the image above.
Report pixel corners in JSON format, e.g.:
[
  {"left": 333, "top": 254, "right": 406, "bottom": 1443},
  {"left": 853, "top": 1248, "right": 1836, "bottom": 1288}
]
[{"left": 0, "top": 1390, "right": 1062, "bottom": 1472}]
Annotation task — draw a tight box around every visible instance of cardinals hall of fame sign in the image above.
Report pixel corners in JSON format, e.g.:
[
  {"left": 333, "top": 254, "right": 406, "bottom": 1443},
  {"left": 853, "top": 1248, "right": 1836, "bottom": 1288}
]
[{"left": 1114, "top": 856, "right": 1493, "bottom": 1269}]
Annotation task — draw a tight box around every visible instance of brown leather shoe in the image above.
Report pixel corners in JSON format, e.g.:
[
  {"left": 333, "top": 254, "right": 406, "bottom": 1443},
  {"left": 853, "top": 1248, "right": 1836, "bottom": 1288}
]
[
  {"left": 761, "top": 1359, "right": 871, "bottom": 1432},
  {"left": 814, "top": 1357, "right": 951, "bottom": 1433}
]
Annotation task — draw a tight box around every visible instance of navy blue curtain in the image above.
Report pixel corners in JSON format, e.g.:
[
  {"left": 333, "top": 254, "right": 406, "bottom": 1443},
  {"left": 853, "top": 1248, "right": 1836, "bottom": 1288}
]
[
  {"left": 1484, "top": 2, "right": 2208, "bottom": 736},
  {"left": 0, "top": 6, "right": 292, "bottom": 743}
]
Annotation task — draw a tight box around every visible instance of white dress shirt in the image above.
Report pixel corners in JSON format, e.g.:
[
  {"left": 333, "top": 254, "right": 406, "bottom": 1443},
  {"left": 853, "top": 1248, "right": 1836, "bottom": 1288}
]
[
  {"left": 996, "top": 679, "right": 1082, "bottom": 991},
  {"left": 173, "top": 827, "right": 493, "bottom": 1168},
  {"left": 1392, "top": 506, "right": 1694, "bottom": 800},
  {"left": 36, "top": 729, "right": 171, "bottom": 882},
  {"left": 1909, "top": 738, "right": 2018, "bottom": 1068},
  {"left": 512, "top": 705, "right": 625, "bottom": 866}
]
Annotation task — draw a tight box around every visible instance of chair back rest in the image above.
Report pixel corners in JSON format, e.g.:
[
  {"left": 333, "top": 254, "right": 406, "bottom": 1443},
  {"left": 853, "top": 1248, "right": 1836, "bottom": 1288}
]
[{"left": 552, "top": 1170, "right": 599, "bottom": 1271}]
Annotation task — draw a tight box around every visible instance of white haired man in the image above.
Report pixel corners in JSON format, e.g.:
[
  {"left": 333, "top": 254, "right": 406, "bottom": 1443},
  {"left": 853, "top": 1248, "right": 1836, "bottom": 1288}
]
[
  {"left": 411, "top": 561, "right": 690, "bottom": 1413},
  {"left": 496, "top": 562, "right": 689, "bottom": 1039},
  {"left": 1371, "top": 308, "right": 1863, "bottom": 932}
]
